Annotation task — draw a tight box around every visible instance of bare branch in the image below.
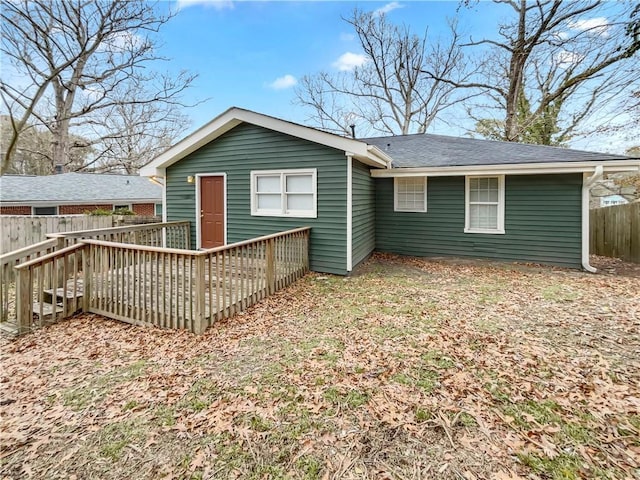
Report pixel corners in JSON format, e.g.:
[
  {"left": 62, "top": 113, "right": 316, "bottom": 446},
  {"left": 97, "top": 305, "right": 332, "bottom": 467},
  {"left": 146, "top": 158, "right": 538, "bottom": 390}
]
[{"left": 295, "top": 10, "right": 469, "bottom": 136}]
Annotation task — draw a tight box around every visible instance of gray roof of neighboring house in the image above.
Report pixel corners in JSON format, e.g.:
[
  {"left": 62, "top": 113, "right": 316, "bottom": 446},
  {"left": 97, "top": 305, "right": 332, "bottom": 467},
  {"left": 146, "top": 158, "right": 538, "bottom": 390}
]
[
  {"left": 363, "top": 133, "right": 633, "bottom": 168},
  {"left": 0, "top": 173, "right": 161, "bottom": 204}
]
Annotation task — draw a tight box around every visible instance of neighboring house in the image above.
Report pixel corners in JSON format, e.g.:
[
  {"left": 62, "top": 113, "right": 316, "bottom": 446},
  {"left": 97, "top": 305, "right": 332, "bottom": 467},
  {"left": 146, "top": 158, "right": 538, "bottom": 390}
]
[
  {"left": 140, "top": 107, "right": 640, "bottom": 275},
  {"left": 589, "top": 173, "right": 638, "bottom": 208},
  {"left": 0, "top": 172, "right": 162, "bottom": 216},
  {"left": 598, "top": 194, "right": 629, "bottom": 207}
]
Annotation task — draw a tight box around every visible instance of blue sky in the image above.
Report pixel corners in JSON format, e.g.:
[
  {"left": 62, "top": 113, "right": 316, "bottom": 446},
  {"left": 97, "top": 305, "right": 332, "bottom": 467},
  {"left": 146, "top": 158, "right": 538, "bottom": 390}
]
[
  {"left": 156, "top": 0, "right": 634, "bottom": 153},
  {"left": 156, "top": 1, "right": 503, "bottom": 134}
]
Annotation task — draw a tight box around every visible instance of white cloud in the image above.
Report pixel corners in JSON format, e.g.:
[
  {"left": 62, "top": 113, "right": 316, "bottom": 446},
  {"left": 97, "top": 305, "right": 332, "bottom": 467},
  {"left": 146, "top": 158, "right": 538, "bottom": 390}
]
[
  {"left": 103, "top": 31, "right": 144, "bottom": 52},
  {"left": 268, "top": 74, "right": 297, "bottom": 90},
  {"left": 332, "top": 52, "right": 368, "bottom": 72},
  {"left": 568, "top": 17, "right": 610, "bottom": 36},
  {"left": 555, "top": 50, "right": 585, "bottom": 67},
  {"left": 373, "top": 2, "right": 403, "bottom": 17},
  {"left": 340, "top": 32, "right": 355, "bottom": 42},
  {"left": 176, "top": 0, "right": 234, "bottom": 11}
]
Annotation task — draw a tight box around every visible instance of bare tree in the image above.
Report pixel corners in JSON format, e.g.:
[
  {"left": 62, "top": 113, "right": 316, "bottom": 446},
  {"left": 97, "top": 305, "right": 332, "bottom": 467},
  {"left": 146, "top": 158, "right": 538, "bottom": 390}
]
[
  {"left": 78, "top": 79, "right": 192, "bottom": 174},
  {"left": 296, "top": 9, "right": 471, "bottom": 136},
  {"left": 0, "top": 0, "right": 196, "bottom": 174},
  {"left": 0, "top": 116, "right": 91, "bottom": 174},
  {"left": 438, "top": 1, "right": 640, "bottom": 145}
]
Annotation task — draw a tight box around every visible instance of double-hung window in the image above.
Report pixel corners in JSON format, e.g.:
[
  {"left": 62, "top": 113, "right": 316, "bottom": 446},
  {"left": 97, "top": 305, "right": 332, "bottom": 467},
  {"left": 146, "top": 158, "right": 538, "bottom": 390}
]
[
  {"left": 251, "top": 169, "right": 317, "bottom": 218},
  {"left": 465, "top": 175, "right": 505, "bottom": 234},
  {"left": 394, "top": 177, "right": 427, "bottom": 212}
]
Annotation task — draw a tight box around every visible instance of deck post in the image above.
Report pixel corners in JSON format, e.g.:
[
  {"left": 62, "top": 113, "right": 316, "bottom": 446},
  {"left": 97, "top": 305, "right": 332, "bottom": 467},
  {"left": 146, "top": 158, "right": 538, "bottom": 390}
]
[
  {"left": 82, "top": 244, "right": 91, "bottom": 313},
  {"left": 266, "top": 239, "right": 275, "bottom": 295},
  {"left": 185, "top": 224, "right": 191, "bottom": 250},
  {"left": 194, "top": 254, "right": 206, "bottom": 334},
  {"left": 16, "top": 267, "right": 32, "bottom": 334}
]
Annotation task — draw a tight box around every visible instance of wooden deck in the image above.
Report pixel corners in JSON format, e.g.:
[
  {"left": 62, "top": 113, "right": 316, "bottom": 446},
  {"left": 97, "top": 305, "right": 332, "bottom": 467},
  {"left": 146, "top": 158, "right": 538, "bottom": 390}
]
[{"left": 4, "top": 226, "right": 310, "bottom": 336}]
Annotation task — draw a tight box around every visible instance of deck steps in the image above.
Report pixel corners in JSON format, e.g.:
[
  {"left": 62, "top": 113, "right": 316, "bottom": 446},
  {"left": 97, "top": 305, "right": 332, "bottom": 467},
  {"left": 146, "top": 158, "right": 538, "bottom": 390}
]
[
  {"left": 0, "top": 321, "right": 19, "bottom": 338},
  {"left": 32, "top": 301, "right": 64, "bottom": 318},
  {"left": 43, "top": 281, "right": 84, "bottom": 304}
]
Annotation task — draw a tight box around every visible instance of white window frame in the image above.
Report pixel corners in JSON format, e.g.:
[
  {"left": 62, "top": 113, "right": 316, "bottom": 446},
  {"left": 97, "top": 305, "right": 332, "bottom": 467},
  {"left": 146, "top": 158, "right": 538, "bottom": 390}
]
[
  {"left": 250, "top": 169, "right": 317, "bottom": 218},
  {"left": 464, "top": 175, "right": 505, "bottom": 234},
  {"left": 394, "top": 176, "right": 427, "bottom": 212},
  {"left": 113, "top": 204, "right": 132, "bottom": 211}
]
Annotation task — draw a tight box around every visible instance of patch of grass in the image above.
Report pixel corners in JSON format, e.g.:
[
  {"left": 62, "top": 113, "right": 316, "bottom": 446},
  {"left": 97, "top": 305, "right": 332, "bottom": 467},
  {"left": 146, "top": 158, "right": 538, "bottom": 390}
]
[
  {"left": 503, "top": 400, "right": 562, "bottom": 429},
  {"left": 244, "top": 413, "right": 273, "bottom": 433},
  {"left": 517, "top": 452, "right": 585, "bottom": 480},
  {"left": 421, "top": 351, "right": 455, "bottom": 370},
  {"left": 209, "top": 436, "right": 253, "bottom": 474},
  {"left": 123, "top": 400, "right": 138, "bottom": 411},
  {"left": 62, "top": 360, "right": 148, "bottom": 410},
  {"left": 541, "top": 284, "right": 580, "bottom": 302},
  {"left": 177, "top": 378, "right": 221, "bottom": 412},
  {"left": 476, "top": 284, "right": 505, "bottom": 304},
  {"left": 484, "top": 381, "right": 512, "bottom": 403},
  {"left": 153, "top": 405, "right": 176, "bottom": 427},
  {"left": 392, "top": 368, "right": 440, "bottom": 393},
  {"left": 296, "top": 455, "right": 323, "bottom": 479},
  {"left": 97, "top": 419, "right": 146, "bottom": 461},
  {"left": 457, "top": 412, "right": 478, "bottom": 428},
  {"left": 323, "top": 387, "right": 369, "bottom": 409},
  {"left": 415, "top": 407, "right": 433, "bottom": 423}
]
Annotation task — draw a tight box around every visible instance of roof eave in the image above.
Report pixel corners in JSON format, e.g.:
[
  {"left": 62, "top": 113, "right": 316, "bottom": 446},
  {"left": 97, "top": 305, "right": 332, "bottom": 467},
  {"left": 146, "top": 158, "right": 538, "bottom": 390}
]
[
  {"left": 139, "top": 107, "right": 388, "bottom": 176},
  {"left": 370, "top": 160, "right": 640, "bottom": 177}
]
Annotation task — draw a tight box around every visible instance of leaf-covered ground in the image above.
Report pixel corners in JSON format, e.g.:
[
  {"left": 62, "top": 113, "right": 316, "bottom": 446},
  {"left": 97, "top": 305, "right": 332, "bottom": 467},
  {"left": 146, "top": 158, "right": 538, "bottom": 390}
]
[{"left": 1, "top": 253, "right": 639, "bottom": 480}]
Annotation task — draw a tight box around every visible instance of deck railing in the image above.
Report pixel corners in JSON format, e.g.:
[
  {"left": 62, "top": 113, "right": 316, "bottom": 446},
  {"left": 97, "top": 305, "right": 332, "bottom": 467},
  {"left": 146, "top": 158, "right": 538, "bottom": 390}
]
[
  {"left": 9, "top": 227, "right": 310, "bottom": 335},
  {"left": 1, "top": 221, "right": 190, "bottom": 332},
  {"left": 0, "top": 238, "right": 60, "bottom": 324},
  {"left": 13, "top": 243, "right": 86, "bottom": 334}
]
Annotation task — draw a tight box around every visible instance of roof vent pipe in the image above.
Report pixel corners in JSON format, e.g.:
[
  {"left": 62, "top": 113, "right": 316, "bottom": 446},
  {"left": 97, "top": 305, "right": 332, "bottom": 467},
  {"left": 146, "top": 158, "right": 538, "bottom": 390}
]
[{"left": 349, "top": 124, "right": 356, "bottom": 139}]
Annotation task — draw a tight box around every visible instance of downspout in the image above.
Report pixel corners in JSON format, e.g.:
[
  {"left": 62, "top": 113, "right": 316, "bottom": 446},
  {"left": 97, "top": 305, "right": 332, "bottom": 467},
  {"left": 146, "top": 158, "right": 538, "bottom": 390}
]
[
  {"left": 581, "top": 165, "right": 603, "bottom": 273},
  {"left": 346, "top": 153, "right": 353, "bottom": 272}
]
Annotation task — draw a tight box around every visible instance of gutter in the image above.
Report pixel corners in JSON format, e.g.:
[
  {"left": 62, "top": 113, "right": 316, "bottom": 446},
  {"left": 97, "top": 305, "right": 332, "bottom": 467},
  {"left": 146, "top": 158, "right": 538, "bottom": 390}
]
[{"left": 581, "top": 165, "right": 603, "bottom": 273}]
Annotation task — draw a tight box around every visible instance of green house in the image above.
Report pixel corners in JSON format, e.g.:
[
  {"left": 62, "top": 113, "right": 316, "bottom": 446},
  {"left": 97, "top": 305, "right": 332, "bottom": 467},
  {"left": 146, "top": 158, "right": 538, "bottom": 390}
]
[{"left": 140, "top": 107, "right": 639, "bottom": 275}]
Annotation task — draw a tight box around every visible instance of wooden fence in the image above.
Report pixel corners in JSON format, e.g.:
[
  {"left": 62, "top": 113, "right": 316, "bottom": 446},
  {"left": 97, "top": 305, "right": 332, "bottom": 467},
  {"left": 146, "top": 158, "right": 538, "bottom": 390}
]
[
  {"left": 8, "top": 227, "right": 310, "bottom": 335},
  {"left": 1, "top": 215, "right": 161, "bottom": 254},
  {"left": 50, "top": 221, "right": 190, "bottom": 250},
  {"left": 590, "top": 202, "right": 640, "bottom": 263}
]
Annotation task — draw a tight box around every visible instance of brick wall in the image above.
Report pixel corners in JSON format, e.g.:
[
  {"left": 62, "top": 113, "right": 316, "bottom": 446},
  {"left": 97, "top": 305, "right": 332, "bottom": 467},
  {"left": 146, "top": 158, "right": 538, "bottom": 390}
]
[
  {"left": 0, "top": 206, "right": 31, "bottom": 215},
  {"left": 2, "top": 203, "right": 159, "bottom": 216},
  {"left": 59, "top": 204, "right": 113, "bottom": 214},
  {"left": 132, "top": 203, "right": 156, "bottom": 216}
]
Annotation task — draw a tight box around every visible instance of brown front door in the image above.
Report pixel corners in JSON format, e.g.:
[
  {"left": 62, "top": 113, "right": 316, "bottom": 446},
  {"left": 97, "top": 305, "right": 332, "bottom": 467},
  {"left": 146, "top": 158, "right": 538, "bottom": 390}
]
[{"left": 200, "top": 175, "right": 225, "bottom": 248}]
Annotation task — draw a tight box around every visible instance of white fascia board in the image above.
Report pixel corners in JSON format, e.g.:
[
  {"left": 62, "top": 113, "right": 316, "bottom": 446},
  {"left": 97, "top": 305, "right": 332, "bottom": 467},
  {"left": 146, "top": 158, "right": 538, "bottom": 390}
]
[
  {"left": 370, "top": 160, "right": 640, "bottom": 178},
  {"left": 139, "top": 107, "right": 389, "bottom": 176}
]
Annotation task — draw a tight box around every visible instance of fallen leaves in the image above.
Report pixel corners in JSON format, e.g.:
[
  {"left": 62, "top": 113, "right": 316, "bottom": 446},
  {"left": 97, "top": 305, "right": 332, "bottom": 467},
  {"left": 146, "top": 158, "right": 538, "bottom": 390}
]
[{"left": 1, "top": 253, "right": 639, "bottom": 479}]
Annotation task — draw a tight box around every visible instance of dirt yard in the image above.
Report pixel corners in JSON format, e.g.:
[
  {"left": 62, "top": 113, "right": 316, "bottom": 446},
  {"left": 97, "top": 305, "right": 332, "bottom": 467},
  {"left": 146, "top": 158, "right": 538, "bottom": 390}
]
[{"left": 1, "top": 253, "right": 638, "bottom": 479}]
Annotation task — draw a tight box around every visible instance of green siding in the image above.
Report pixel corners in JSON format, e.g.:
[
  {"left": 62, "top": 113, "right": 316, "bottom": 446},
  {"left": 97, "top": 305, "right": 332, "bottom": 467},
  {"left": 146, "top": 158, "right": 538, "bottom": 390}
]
[
  {"left": 375, "top": 174, "right": 583, "bottom": 268},
  {"left": 351, "top": 160, "right": 376, "bottom": 267},
  {"left": 166, "top": 123, "right": 348, "bottom": 275}
]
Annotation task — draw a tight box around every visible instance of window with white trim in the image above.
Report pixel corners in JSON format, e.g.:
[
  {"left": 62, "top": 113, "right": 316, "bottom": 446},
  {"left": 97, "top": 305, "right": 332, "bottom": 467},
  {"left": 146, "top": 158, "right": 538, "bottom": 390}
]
[
  {"left": 251, "top": 169, "right": 317, "bottom": 218},
  {"left": 394, "top": 177, "right": 427, "bottom": 212},
  {"left": 465, "top": 175, "right": 505, "bottom": 234}
]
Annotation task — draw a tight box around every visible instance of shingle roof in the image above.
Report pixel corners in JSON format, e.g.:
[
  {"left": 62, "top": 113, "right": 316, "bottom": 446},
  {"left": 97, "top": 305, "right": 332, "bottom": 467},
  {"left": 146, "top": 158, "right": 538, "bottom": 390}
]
[
  {"left": 0, "top": 173, "right": 161, "bottom": 203},
  {"left": 363, "top": 133, "right": 632, "bottom": 168}
]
